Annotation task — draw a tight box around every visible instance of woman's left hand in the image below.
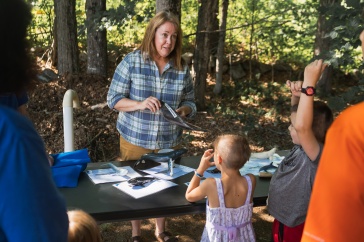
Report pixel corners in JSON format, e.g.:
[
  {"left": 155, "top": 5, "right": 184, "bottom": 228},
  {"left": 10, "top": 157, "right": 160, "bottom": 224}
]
[{"left": 176, "top": 106, "right": 191, "bottom": 117}]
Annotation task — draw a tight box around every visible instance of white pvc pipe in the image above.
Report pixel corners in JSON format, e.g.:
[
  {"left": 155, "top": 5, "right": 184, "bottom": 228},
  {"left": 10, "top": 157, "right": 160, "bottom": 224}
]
[{"left": 62, "top": 89, "right": 80, "bottom": 152}]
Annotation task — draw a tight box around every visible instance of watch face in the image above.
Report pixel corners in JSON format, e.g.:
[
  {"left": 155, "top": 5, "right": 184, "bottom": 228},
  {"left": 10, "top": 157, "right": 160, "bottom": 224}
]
[
  {"left": 302, "top": 86, "right": 315, "bottom": 96},
  {"left": 306, "top": 87, "right": 314, "bottom": 95}
]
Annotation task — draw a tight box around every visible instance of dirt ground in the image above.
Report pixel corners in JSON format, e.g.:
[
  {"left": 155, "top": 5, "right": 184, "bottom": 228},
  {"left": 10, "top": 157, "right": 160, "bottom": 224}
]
[{"left": 99, "top": 206, "right": 274, "bottom": 241}]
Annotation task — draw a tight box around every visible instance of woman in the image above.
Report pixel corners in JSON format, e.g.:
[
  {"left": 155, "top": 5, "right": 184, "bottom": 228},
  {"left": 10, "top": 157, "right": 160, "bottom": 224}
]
[{"left": 107, "top": 11, "right": 196, "bottom": 242}]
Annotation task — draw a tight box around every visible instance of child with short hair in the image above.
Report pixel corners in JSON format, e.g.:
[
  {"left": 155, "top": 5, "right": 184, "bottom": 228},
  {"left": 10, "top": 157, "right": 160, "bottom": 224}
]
[
  {"left": 186, "top": 134, "right": 256, "bottom": 241},
  {"left": 267, "top": 59, "right": 334, "bottom": 242},
  {"left": 67, "top": 209, "right": 102, "bottom": 242}
]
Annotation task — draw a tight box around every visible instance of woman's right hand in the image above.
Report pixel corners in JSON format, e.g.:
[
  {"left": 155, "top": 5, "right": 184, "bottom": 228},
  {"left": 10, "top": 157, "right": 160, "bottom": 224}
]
[{"left": 140, "top": 96, "right": 161, "bottom": 112}]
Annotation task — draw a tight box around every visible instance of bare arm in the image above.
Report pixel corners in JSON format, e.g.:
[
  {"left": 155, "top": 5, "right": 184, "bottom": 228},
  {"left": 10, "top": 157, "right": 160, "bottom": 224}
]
[
  {"left": 286, "top": 80, "right": 303, "bottom": 106},
  {"left": 246, "top": 173, "right": 256, "bottom": 203},
  {"left": 113, "top": 96, "right": 161, "bottom": 113},
  {"left": 185, "top": 149, "right": 214, "bottom": 202},
  {"left": 17, "top": 104, "right": 29, "bottom": 117},
  {"left": 295, "top": 59, "right": 327, "bottom": 161},
  {"left": 360, "top": 30, "right": 364, "bottom": 59}
]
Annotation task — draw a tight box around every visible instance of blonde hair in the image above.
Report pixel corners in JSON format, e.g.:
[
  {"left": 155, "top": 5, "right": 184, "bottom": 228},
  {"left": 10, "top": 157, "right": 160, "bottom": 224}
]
[
  {"left": 68, "top": 210, "right": 102, "bottom": 242},
  {"left": 138, "top": 11, "right": 184, "bottom": 70},
  {"left": 213, "top": 134, "right": 251, "bottom": 170}
]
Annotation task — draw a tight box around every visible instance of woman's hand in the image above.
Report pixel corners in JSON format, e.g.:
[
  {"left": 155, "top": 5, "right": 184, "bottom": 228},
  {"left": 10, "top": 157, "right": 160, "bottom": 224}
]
[
  {"left": 176, "top": 106, "right": 192, "bottom": 117},
  {"left": 139, "top": 96, "right": 161, "bottom": 112}
]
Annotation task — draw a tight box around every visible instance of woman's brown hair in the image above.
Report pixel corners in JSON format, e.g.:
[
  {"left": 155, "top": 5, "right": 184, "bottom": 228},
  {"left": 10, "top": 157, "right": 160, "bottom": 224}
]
[{"left": 139, "top": 11, "right": 184, "bottom": 70}]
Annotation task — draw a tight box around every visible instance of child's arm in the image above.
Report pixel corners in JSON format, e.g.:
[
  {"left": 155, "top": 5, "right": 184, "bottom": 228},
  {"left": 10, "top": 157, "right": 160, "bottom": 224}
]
[
  {"left": 185, "top": 149, "right": 214, "bottom": 202},
  {"left": 360, "top": 30, "right": 364, "bottom": 59},
  {"left": 286, "top": 80, "right": 302, "bottom": 106},
  {"left": 246, "top": 173, "right": 256, "bottom": 203},
  {"left": 294, "top": 59, "right": 327, "bottom": 161}
]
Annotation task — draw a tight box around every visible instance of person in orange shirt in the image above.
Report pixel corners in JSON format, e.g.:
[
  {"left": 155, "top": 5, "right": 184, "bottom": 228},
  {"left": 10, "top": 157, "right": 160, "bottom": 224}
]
[{"left": 301, "top": 30, "right": 364, "bottom": 242}]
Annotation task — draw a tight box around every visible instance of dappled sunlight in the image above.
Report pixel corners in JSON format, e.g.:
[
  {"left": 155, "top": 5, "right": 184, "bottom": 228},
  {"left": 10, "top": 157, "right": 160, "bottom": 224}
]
[
  {"left": 252, "top": 206, "right": 274, "bottom": 242},
  {"left": 100, "top": 215, "right": 206, "bottom": 241}
]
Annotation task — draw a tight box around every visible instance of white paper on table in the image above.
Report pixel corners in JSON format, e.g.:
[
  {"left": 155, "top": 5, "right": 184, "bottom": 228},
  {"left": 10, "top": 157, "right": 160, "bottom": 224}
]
[
  {"left": 86, "top": 166, "right": 140, "bottom": 184},
  {"left": 142, "top": 163, "right": 195, "bottom": 180},
  {"left": 113, "top": 179, "right": 177, "bottom": 199},
  {"left": 240, "top": 154, "right": 285, "bottom": 176}
]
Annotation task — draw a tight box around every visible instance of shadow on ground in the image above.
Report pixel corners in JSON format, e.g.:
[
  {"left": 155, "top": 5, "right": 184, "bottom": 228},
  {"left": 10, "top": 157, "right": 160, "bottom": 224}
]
[{"left": 100, "top": 206, "right": 273, "bottom": 242}]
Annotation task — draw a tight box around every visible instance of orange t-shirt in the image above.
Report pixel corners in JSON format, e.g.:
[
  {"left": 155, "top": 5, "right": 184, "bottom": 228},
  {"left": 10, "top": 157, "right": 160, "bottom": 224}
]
[{"left": 302, "top": 102, "right": 364, "bottom": 242}]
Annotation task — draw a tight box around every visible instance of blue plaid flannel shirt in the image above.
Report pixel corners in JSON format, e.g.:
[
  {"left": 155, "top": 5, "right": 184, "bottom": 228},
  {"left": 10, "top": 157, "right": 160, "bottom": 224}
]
[{"left": 107, "top": 50, "right": 196, "bottom": 149}]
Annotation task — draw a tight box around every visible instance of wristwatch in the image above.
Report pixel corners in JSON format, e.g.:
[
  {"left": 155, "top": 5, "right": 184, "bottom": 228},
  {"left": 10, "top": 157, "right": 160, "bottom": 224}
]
[{"left": 301, "top": 86, "right": 316, "bottom": 96}]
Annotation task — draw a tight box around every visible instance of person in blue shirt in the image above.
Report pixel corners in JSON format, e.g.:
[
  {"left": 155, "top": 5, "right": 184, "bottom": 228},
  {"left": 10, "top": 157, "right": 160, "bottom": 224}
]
[
  {"left": 0, "top": 92, "right": 29, "bottom": 115},
  {"left": 107, "top": 10, "right": 196, "bottom": 242},
  {"left": 0, "top": 0, "right": 69, "bottom": 241}
]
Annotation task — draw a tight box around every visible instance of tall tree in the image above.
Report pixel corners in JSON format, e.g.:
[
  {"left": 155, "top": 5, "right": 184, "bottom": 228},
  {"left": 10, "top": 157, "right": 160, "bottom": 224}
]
[
  {"left": 54, "top": 0, "right": 79, "bottom": 75},
  {"left": 86, "top": 0, "right": 107, "bottom": 77},
  {"left": 156, "top": 0, "right": 181, "bottom": 22},
  {"left": 314, "top": 0, "right": 339, "bottom": 94},
  {"left": 193, "top": 0, "right": 219, "bottom": 110},
  {"left": 208, "top": 0, "right": 220, "bottom": 72},
  {"left": 214, "top": 0, "right": 229, "bottom": 94}
]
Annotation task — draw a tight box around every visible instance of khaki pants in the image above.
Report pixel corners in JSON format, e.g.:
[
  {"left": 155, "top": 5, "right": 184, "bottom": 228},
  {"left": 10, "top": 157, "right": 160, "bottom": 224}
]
[{"left": 119, "top": 136, "right": 181, "bottom": 161}]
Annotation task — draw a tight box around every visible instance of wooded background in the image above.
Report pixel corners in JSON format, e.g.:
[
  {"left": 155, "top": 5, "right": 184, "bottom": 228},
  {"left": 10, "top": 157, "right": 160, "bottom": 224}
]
[{"left": 29, "top": 0, "right": 364, "bottom": 112}]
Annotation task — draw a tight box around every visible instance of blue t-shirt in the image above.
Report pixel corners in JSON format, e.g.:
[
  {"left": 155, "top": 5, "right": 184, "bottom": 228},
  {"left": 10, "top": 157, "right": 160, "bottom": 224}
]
[{"left": 0, "top": 105, "right": 68, "bottom": 242}]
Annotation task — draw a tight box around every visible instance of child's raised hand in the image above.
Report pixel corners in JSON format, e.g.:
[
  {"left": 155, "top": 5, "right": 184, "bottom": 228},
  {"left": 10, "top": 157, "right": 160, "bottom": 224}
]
[
  {"left": 360, "top": 30, "right": 364, "bottom": 58},
  {"left": 360, "top": 30, "right": 364, "bottom": 43},
  {"left": 286, "top": 80, "right": 302, "bottom": 97},
  {"left": 304, "top": 59, "right": 327, "bottom": 86},
  {"left": 198, "top": 149, "right": 215, "bottom": 172}
]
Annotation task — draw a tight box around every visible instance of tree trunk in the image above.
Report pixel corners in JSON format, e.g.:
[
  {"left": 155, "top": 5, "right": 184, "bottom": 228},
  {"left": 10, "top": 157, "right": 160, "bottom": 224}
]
[
  {"left": 208, "top": 0, "right": 220, "bottom": 72},
  {"left": 51, "top": 16, "right": 58, "bottom": 67},
  {"left": 214, "top": 0, "right": 229, "bottom": 94},
  {"left": 54, "top": 0, "right": 79, "bottom": 75},
  {"left": 193, "top": 0, "right": 218, "bottom": 110},
  {"left": 248, "top": 0, "right": 257, "bottom": 83},
  {"left": 156, "top": 0, "right": 181, "bottom": 22},
  {"left": 314, "top": 0, "right": 339, "bottom": 95},
  {"left": 86, "top": 0, "right": 107, "bottom": 77}
]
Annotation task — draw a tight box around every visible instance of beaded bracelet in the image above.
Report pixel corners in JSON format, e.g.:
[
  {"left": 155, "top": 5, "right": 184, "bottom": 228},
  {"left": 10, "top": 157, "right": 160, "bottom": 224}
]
[{"left": 194, "top": 170, "right": 204, "bottom": 178}]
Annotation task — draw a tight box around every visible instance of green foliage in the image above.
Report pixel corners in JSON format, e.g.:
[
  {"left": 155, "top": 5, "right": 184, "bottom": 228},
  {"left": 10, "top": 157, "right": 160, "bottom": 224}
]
[
  {"left": 105, "top": 0, "right": 155, "bottom": 47},
  {"left": 29, "top": 0, "right": 55, "bottom": 46},
  {"left": 224, "top": 0, "right": 318, "bottom": 65},
  {"left": 315, "top": 1, "right": 364, "bottom": 72},
  {"left": 207, "top": 79, "right": 288, "bottom": 132},
  {"left": 310, "top": 0, "right": 364, "bottom": 111},
  {"left": 29, "top": 0, "right": 364, "bottom": 78}
]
